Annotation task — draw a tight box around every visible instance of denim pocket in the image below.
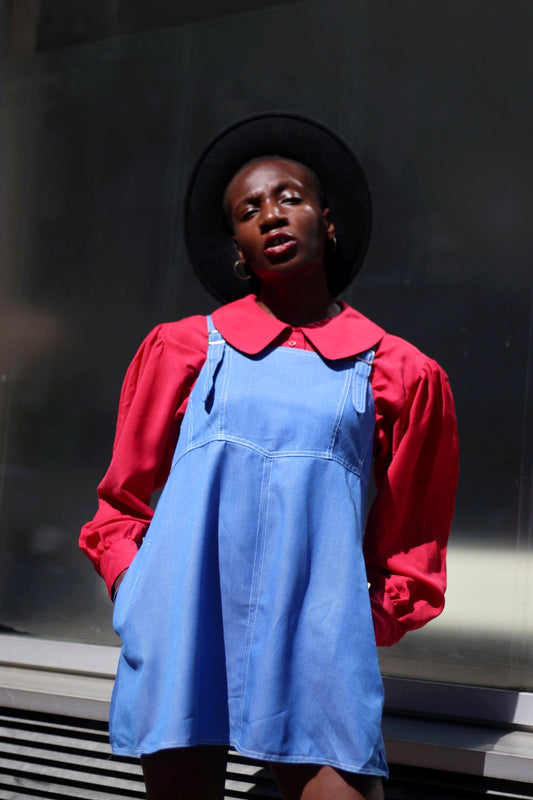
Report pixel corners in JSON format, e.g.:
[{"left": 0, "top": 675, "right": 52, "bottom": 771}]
[{"left": 112, "top": 538, "right": 152, "bottom": 635}]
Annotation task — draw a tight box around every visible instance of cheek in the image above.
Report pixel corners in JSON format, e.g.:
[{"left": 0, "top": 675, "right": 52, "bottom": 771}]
[
  {"left": 235, "top": 236, "right": 250, "bottom": 259},
  {"left": 232, "top": 229, "right": 247, "bottom": 253},
  {"left": 307, "top": 217, "right": 328, "bottom": 248},
  {"left": 235, "top": 231, "right": 261, "bottom": 258}
]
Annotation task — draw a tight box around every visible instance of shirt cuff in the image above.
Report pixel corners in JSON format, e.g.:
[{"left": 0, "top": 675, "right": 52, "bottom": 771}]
[{"left": 100, "top": 540, "right": 141, "bottom": 599}]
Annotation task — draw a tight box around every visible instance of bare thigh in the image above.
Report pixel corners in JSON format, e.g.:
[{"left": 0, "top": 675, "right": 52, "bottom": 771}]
[
  {"left": 269, "top": 762, "right": 385, "bottom": 800},
  {"left": 140, "top": 745, "right": 228, "bottom": 800}
]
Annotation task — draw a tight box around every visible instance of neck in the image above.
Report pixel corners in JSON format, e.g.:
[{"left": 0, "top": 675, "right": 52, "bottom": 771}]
[{"left": 256, "top": 275, "right": 339, "bottom": 327}]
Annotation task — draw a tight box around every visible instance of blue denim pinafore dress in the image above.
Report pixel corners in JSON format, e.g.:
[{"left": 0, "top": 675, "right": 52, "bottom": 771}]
[{"left": 110, "top": 317, "right": 387, "bottom": 777}]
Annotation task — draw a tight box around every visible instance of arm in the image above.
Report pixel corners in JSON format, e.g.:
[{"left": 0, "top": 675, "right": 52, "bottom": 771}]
[
  {"left": 364, "top": 337, "right": 459, "bottom": 647},
  {"left": 79, "top": 318, "right": 208, "bottom": 598}
]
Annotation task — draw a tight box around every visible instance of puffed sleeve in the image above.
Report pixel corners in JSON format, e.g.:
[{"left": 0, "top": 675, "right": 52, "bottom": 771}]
[
  {"left": 364, "top": 335, "right": 459, "bottom": 647},
  {"left": 79, "top": 317, "right": 208, "bottom": 597}
]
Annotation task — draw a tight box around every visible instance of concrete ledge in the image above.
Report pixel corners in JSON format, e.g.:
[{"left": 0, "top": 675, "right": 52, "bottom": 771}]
[{"left": 1, "top": 634, "right": 533, "bottom": 783}]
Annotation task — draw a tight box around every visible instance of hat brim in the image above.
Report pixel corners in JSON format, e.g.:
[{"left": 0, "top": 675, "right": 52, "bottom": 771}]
[{"left": 185, "top": 112, "right": 372, "bottom": 304}]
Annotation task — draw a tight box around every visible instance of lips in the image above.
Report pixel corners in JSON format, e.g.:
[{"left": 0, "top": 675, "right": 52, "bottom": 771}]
[{"left": 263, "top": 232, "right": 297, "bottom": 261}]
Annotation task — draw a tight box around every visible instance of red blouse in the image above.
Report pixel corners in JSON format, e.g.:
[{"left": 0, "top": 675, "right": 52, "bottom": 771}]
[{"left": 80, "top": 295, "right": 459, "bottom": 647}]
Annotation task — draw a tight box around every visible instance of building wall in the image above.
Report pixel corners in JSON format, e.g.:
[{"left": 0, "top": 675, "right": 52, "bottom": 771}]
[{"left": 0, "top": 0, "right": 532, "bottom": 693}]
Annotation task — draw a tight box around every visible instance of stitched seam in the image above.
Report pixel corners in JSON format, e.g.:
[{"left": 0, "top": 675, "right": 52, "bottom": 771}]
[
  {"left": 238, "top": 457, "right": 271, "bottom": 737},
  {"left": 220, "top": 343, "right": 231, "bottom": 436},
  {"left": 358, "top": 393, "right": 376, "bottom": 474},
  {"left": 327, "top": 367, "right": 351, "bottom": 456},
  {"left": 111, "top": 738, "right": 387, "bottom": 774},
  {"left": 172, "top": 438, "right": 364, "bottom": 477}
]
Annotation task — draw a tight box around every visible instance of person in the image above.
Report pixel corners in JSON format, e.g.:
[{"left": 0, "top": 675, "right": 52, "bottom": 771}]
[{"left": 80, "top": 113, "right": 459, "bottom": 800}]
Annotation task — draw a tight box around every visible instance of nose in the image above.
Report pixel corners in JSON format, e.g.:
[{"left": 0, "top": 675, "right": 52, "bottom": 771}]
[{"left": 259, "top": 200, "right": 287, "bottom": 232}]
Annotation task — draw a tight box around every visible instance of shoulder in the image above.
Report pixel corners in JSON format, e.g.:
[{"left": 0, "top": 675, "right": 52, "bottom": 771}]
[
  {"left": 372, "top": 330, "right": 453, "bottom": 419},
  {"left": 132, "top": 315, "right": 209, "bottom": 365},
  {"left": 150, "top": 298, "right": 254, "bottom": 352},
  {"left": 147, "top": 314, "right": 208, "bottom": 348},
  {"left": 119, "top": 316, "right": 209, "bottom": 397},
  {"left": 375, "top": 331, "right": 446, "bottom": 379},
  {"left": 340, "top": 303, "right": 445, "bottom": 381}
]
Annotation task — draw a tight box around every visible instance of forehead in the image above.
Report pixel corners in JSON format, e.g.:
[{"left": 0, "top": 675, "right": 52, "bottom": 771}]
[{"left": 226, "top": 157, "right": 315, "bottom": 201}]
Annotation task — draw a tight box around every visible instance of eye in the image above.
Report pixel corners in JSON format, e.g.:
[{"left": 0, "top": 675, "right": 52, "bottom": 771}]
[
  {"left": 281, "top": 195, "right": 302, "bottom": 205},
  {"left": 240, "top": 207, "right": 258, "bottom": 221}
]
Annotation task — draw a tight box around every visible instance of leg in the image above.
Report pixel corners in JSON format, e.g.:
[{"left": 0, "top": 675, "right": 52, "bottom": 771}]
[
  {"left": 141, "top": 745, "right": 228, "bottom": 800},
  {"left": 270, "top": 762, "right": 385, "bottom": 800}
]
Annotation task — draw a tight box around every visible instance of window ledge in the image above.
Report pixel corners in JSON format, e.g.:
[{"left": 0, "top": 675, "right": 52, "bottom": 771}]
[{"left": 1, "top": 635, "right": 532, "bottom": 783}]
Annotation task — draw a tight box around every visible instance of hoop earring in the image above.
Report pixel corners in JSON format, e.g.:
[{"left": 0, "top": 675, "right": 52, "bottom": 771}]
[
  {"left": 329, "top": 233, "right": 337, "bottom": 253},
  {"left": 233, "top": 259, "right": 252, "bottom": 280}
]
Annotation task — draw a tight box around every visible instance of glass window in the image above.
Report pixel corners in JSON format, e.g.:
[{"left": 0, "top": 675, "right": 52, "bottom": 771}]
[{"left": 1, "top": 0, "right": 531, "bottom": 691}]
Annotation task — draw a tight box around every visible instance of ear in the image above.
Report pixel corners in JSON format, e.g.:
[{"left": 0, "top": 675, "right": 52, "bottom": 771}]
[{"left": 322, "top": 208, "right": 336, "bottom": 241}]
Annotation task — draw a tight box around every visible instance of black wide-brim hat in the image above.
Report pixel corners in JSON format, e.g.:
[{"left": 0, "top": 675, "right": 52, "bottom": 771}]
[{"left": 185, "top": 112, "right": 372, "bottom": 304}]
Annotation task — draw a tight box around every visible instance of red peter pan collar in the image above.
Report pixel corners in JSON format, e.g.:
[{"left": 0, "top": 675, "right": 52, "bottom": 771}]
[{"left": 211, "top": 294, "right": 385, "bottom": 360}]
